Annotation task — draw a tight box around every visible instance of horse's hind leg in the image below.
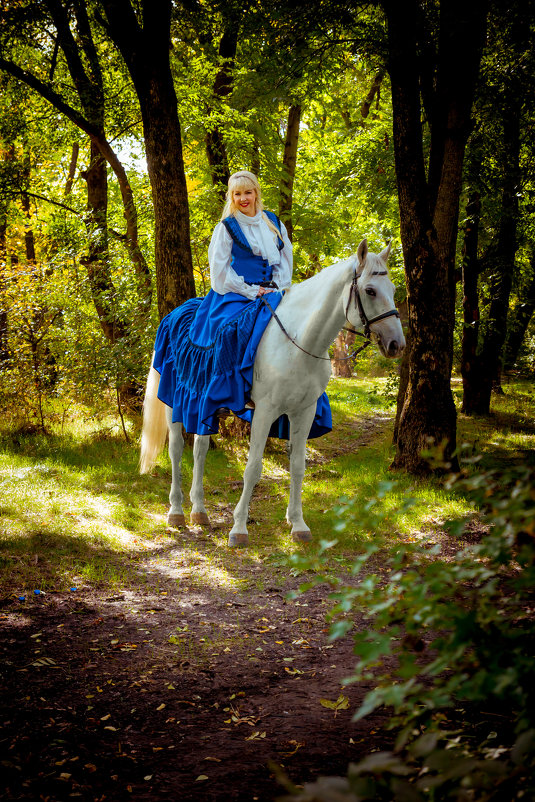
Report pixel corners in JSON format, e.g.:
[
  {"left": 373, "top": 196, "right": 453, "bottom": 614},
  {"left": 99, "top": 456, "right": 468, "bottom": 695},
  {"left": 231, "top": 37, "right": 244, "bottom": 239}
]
[
  {"left": 166, "top": 407, "right": 186, "bottom": 527},
  {"left": 286, "top": 404, "right": 316, "bottom": 543},
  {"left": 190, "top": 435, "right": 210, "bottom": 526},
  {"left": 228, "top": 409, "right": 273, "bottom": 547}
]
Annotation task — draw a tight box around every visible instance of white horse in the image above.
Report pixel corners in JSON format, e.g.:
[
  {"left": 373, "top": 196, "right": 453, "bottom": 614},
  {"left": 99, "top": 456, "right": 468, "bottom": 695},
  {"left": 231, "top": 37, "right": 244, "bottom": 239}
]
[{"left": 140, "top": 239, "right": 405, "bottom": 547}]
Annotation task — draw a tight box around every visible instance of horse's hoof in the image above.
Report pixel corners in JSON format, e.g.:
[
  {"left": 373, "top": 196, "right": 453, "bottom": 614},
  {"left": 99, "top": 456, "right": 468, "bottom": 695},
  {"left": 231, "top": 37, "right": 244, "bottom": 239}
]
[
  {"left": 191, "top": 511, "right": 210, "bottom": 527},
  {"left": 292, "top": 530, "right": 312, "bottom": 543},
  {"left": 228, "top": 532, "right": 249, "bottom": 548},
  {"left": 167, "top": 513, "right": 186, "bottom": 528}
]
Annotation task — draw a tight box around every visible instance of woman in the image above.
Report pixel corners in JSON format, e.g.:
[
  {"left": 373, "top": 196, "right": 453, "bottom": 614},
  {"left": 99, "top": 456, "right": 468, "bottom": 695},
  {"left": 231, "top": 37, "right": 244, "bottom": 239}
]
[{"left": 152, "top": 171, "right": 331, "bottom": 439}]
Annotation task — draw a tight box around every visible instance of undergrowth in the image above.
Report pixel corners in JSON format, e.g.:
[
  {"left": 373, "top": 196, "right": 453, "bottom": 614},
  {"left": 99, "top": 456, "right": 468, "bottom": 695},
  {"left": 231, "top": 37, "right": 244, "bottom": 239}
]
[{"left": 280, "top": 425, "right": 535, "bottom": 799}]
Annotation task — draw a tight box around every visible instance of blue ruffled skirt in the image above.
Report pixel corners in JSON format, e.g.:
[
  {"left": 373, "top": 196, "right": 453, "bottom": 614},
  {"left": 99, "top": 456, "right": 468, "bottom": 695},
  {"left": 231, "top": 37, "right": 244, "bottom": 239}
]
[{"left": 152, "top": 290, "right": 331, "bottom": 439}]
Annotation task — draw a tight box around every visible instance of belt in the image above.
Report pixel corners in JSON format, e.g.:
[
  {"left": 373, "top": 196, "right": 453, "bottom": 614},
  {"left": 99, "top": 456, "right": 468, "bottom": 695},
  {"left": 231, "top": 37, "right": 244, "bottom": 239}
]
[{"left": 245, "top": 280, "right": 279, "bottom": 289}]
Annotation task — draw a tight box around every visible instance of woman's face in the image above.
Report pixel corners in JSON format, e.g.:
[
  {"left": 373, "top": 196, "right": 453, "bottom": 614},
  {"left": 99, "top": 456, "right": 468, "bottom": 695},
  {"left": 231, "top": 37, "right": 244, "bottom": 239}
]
[{"left": 232, "top": 186, "right": 257, "bottom": 216}]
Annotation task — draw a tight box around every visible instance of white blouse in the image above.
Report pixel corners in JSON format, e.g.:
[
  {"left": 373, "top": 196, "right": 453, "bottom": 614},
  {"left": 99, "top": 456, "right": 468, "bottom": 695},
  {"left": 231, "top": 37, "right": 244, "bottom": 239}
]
[{"left": 208, "top": 210, "right": 293, "bottom": 300}]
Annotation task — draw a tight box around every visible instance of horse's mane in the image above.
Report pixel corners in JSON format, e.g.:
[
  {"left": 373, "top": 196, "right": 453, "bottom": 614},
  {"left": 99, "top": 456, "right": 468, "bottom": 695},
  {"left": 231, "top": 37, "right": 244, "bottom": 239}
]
[
  {"left": 294, "top": 254, "right": 358, "bottom": 290},
  {"left": 292, "top": 250, "right": 389, "bottom": 292}
]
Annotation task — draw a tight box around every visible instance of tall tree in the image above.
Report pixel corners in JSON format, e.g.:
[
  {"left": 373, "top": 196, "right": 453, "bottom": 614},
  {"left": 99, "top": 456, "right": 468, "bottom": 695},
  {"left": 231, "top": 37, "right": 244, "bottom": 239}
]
[
  {"left": 279, "top": 103, "right": 301, "bottom": 242},
  {"left": 504, "top": 258, "right": 535, "bottom": 372},
  {"left": 460, "top": 192, "right": 482, "bottom": 413},
  {"left": 98, "top": 0, "right": 195, "bottom": 318},
  {"left": 460, "top": 0, "right": 533, "bottom": 413},
  {"left": 0, "top": 0, "right": 152, "bottom": 335},
  {"left": 383, "top": 0, "right": 488, "bottom": 473}
]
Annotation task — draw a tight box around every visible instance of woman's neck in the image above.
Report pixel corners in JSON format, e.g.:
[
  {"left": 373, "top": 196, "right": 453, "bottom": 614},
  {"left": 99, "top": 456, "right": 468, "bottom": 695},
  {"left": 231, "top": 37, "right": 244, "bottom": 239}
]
[{"left": 235, "top": 209, "right": 261, "bottom": 223}]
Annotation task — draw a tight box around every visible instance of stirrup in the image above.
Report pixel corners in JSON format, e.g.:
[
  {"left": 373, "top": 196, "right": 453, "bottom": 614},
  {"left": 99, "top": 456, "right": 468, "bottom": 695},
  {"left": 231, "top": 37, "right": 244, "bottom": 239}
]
[{"left": 215, "top": 407, "right": 231, "bottom": 418}]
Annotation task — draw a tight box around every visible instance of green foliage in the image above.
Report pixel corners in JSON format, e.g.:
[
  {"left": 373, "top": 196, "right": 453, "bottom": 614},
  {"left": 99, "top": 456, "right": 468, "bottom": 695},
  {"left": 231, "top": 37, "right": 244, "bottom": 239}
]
[{"left": 285, "top": 457, "right": 535, "bottom": 800}]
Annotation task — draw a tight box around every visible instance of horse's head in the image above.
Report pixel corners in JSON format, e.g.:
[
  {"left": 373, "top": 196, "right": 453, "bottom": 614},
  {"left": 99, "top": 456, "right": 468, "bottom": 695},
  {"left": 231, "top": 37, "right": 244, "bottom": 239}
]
[{"left": 345, "top": 239, "right": 405, "bottom": 358}]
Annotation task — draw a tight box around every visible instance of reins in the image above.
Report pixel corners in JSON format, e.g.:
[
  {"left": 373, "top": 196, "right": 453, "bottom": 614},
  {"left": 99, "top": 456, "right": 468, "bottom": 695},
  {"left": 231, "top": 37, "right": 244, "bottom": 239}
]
[{"left": 261, "top": 265, "right": 400, "bottom": 362}]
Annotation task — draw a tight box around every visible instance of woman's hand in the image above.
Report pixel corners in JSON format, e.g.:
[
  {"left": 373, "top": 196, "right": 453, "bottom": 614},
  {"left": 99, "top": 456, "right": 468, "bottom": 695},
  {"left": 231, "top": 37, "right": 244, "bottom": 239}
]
[{"left": 257, "top": 286, "right": 276, "bottom": 297}]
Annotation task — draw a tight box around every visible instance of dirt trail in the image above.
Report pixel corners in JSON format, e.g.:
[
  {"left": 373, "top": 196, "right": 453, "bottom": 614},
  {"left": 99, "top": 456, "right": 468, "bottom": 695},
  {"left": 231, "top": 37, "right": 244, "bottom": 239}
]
[{"left": 1, "top": 416, "right": 397, "bottom": 801}]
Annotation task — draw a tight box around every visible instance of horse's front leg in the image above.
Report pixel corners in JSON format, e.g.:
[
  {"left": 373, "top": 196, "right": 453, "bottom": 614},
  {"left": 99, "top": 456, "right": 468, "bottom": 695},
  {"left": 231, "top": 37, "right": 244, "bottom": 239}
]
[
  {"left": 286, "top": 403, "right": 317, "bottom": 542},
  {"left": 190, "top": 434, "right": 210, "bottom": 526},
  {"left": 228, "top": 408, "right": 274, "bottom": 548},
  {"left": 166, "top": 407, "right": 186, "bottom": 527}
]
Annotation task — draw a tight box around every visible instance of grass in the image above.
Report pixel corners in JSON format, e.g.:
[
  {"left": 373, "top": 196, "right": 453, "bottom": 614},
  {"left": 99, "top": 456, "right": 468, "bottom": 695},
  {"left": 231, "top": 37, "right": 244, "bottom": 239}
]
[{"left": 1, "top": 377, "right": 533, "bottom": 596}]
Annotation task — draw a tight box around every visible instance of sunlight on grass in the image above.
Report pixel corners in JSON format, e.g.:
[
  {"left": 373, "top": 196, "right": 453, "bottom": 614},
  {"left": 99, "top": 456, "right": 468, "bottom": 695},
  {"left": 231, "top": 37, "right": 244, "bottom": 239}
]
[{"left": 1, "top": 377, "right": 533, "bottom": 593}]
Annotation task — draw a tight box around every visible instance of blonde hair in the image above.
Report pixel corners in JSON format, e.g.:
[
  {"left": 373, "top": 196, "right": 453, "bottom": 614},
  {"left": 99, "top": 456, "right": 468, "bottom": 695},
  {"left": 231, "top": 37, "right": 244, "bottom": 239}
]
[{"left": 221, "top": 170, "right": 282, "bottom": 242}]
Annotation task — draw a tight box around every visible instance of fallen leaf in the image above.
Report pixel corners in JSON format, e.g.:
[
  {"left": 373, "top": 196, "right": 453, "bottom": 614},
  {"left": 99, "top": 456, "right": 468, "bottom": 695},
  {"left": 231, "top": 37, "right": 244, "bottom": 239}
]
[
  {"left": 195, "top": 775, "right": 209, "bottom": 781},
  {"left": 320, "top": 694, "right": 349, "bottom": 714},
  {"left": 31, "top": 657, "right": 57, "bottom": 667},
  {"left": 245, "top": 731, "right": 267, "bottom": 741}
]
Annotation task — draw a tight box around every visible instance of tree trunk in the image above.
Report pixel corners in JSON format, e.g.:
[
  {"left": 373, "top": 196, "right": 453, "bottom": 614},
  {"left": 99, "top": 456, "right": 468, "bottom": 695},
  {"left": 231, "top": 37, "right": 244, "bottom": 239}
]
[
  {"left": 0, "top": 214, "right": 8, "bottom": 363},
  {"left": 205, "top": 25, "right": 238, "bottom": 202},
  {"left": 64, "top": 142, "right": 79, "bottom": 197},
  {"left": 470, "top": 109, "right": 521, "bottom": 412},
  {"left": 504, "top": 261, "right": 535, "bottom": 372},
  {"left": 460, "top": 192, "right": 485, "bottom": 413},
  {"left": 100, "top": 0, "right": 195, "bottom": 319},
  {"left": 331, "top": 329, "right": 356, "bottom": 378},
  {"left": 279, "top": 104, "right": 301, "bottom": 243},
  {"left": 384, "top": 0, "right": 487, "bottom": 474},
  {"left": 81, "top": 142, "right": 127, "bottom": 344},
  {"left": 360, "top": 70, "right": 385, "bottom": 119}
]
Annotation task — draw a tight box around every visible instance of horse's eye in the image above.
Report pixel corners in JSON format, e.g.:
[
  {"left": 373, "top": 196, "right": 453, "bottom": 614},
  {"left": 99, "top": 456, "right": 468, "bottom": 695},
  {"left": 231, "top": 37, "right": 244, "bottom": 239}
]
[{"left": 365, "top": 288, "right": 376, "bottom": 297}]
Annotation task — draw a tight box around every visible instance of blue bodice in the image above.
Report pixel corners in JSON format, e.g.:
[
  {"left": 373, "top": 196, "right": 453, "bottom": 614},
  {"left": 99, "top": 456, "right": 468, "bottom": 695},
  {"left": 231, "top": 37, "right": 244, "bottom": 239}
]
[{"left": 222, "top": 210, "right": 284, "bottom": 285}]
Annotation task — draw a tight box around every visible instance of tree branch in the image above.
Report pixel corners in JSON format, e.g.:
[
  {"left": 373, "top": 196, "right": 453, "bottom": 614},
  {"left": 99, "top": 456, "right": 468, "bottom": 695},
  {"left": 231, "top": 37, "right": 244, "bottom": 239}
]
[
  {"left": 7, "top": 190, "right": 80, "bottom": 215},
  {"left": 0, "top": 57, "right": 99, "bottom": 137}
]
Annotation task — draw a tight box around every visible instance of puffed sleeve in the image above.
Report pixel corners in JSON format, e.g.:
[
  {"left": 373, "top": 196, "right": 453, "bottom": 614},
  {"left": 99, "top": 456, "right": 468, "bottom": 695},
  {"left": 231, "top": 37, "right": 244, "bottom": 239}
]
[
  {"left": 208, "top": 222, "right": 258, "bottom": 299},
  {"left": 271, "top": 220, "right": 293, "bottom": 290}
]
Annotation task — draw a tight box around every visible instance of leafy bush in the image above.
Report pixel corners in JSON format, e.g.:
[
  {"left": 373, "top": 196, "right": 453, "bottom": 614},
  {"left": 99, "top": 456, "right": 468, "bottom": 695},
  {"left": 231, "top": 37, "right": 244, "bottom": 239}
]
[{"left": 282, "top": 461, "right": 535, "bottom": 800}]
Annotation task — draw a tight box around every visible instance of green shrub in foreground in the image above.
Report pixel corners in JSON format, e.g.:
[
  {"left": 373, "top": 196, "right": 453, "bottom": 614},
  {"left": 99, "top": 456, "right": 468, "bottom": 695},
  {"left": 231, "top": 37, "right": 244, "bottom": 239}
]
[{"left": 281, "top": 462, "right": 535, "bottom": 801}]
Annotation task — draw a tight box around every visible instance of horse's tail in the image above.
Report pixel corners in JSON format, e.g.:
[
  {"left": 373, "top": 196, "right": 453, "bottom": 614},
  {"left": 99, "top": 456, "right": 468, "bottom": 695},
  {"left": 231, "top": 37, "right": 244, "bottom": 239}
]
[{"left": 139, "top": 357, "right": 168, "bottom": 474}]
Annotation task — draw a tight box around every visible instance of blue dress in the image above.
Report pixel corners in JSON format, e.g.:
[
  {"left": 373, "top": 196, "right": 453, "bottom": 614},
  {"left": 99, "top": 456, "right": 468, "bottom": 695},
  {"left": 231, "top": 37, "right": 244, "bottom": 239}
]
[{"left": 152, "top": 211, "right": 332, "bottom": 439}]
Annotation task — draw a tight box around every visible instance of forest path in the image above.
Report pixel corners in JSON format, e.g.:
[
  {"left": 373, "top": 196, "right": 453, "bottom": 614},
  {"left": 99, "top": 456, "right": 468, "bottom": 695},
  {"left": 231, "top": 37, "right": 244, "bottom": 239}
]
[{"left": 1, "top": 413, "right": 401, "bottom": 802}]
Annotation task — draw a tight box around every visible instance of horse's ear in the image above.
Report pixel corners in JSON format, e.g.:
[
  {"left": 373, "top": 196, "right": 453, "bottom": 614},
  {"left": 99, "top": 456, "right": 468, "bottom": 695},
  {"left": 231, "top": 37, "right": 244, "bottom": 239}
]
[
  {"left": 379, "top": 241, "right": 392, "bottom": 263},
  {"left": 357, "top": 239, "right": 368, "bottom": 266}
]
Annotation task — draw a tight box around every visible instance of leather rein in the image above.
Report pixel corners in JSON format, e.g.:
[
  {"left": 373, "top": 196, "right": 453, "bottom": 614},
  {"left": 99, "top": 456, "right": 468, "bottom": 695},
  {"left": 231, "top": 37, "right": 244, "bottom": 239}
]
[{"left": 261, "top": 266, "right": 400, "bottom": 363}]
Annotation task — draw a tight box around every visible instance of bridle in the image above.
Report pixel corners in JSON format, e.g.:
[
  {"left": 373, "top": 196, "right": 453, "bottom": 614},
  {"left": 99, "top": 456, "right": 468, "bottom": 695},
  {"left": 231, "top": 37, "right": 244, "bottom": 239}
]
[
  {"left": 345, "top": 266, "right": 400, "bottom": 340},
  {"left": 261, "top": 264, "right": 400, "bottom": 362}
]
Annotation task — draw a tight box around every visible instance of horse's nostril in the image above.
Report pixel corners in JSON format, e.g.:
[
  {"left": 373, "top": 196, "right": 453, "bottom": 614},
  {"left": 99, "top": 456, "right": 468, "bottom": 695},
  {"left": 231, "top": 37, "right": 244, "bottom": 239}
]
[{"left": 388, "top": 340, "right": 399, "bottom": 356}]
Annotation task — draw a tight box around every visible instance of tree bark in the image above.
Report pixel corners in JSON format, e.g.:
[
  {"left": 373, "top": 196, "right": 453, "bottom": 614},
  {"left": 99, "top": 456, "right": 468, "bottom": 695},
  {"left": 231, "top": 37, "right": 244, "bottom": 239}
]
[
  {"left": 504, "top": 261, "right": 535, "bottom": 372},
  {"left": 0, "top": 213, "right": 8, "bottom": 363},
  {"left": 384, "top": 0, "right": 487, "bottom": 474},
  {"left": 64, "top": 142, "right": 79, "bottom": 197},
  {"left": 460, "top": 192, "right": 484, "bottom": 413},
  {"left": 205, "top": 24, "right": 238, "bottom": 201},
  {"left": 331, "top": 329, "right": 356, "bottom": 377},
  {"left": 279, "top": 103, "right": 301, "bottom": 243},
  {"left": 99, "top": 0, "right": 195, "bottom": 318},
  {"left": 81, "top": 142, "right": 127, "bottom": 345},
  {"left": 469, "top": 109, "right": 521, "bottom": 412},
  {"left": 360, "top": 70, "right": 385, "bottom": 119}
]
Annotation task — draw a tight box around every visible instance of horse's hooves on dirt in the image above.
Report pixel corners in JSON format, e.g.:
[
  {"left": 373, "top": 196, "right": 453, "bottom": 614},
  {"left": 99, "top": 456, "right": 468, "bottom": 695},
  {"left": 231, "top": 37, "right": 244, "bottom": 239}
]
[
  {"left": 228, "top": 532, "right": 249, "bottom": 548},
  {"left": 167, "top": 513, "right": 186, "bottom": 528},
  {"left": 191, "top": 511, "right": 210, "bottom": 527},
  {"left": 292, "top": 530, "right": 312, "bottom": 543}
]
